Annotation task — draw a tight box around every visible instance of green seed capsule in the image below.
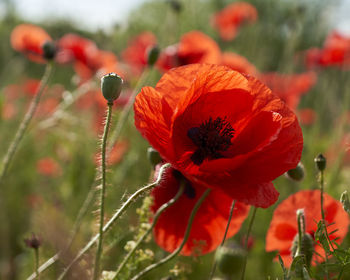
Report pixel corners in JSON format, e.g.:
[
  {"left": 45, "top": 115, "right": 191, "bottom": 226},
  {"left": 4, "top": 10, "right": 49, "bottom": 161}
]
[
  {"left": 147, "top": 45, "right": 160, "bottom": 66},
  {"left": 286, "top": 162, "right": 305, "bottom": 181},
  {"left": 314, "top": 154, "right": 326, "bottom": 171},
  {"left": 42, "top": 41, "right": 56, "bottom": 60},
  {"left": 101, "top": 73, "right": 123, "bottom": 104},
  {"left": 215, "top": 245, "right": 247, "bottom": 276}
]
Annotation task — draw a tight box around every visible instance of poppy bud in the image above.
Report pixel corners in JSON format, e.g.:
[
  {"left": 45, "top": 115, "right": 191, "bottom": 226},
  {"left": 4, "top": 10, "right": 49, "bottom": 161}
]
[
  {"left": 168, "top": 0, "right": 182, "bottom": 13},
  {"left": 24, "top": 233, "right": 41, "bottom": 250},
  {"left": 340, "top": 190, "right": 350, "bottom": 215},
  {"left": 286, "top": 162, "right": 304, "bottom": 181},
  {"left": 291, "top": 233, "right": 314, "bottom": 269},
  {"left": 101, "top": 73, "right": 123, "bottom": 104},
  {"left": 147, "top": 45, "right": 160, "bottom": 67},
  {"left": 314, "top": 154, "right": 326, "bottom": 171},
  {"left": 215, "top": 245, "right": 247, "bottom": 276},
  {"left": 147, "top": 147, "right": 162, "bottom": 167},
  {"left": 42, "top": 41, "right": 56, "bottom": 60}
]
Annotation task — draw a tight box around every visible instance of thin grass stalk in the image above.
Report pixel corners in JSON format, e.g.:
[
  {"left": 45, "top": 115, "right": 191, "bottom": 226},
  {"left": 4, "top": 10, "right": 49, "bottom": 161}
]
[
  {"left": 55, "top": 163, "right": 171, "bottom": 280},
  {"left": 240, "top": 207, "right": 258, "bottom": 280},
  {"left": 130, "top": 188, "right": 211, "bottom": 280},
  {"left": 113, "top": 181, "right": 186, "bottom": 279},
  {"left": 0, "top": 62, "right": 53, "bottom": 185},
  {"left": 209, "top": 200, "right": 236, "bottom": 279}
]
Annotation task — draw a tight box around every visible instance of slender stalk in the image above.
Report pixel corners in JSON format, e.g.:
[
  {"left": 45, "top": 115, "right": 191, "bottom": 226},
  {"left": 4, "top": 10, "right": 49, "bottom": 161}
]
[
  {"left": 130, "top": 189, "right": 211, "bottom": 280},
  {"left": 240, "top": 207, "right": 258, "bottom": 280},
  {"left": 93, "top": 103, "right": 113, "bottom": 280},
  {"left": 113, "top": 182, "right": 185, "bottom": 279},
  {"left": 56, "top": 163, "right": 171, "bottom": 280},
  {"left": 27, "top": 68, "right": 151, "bottom": 280},
  {"left": 107, "top": 69, "right": 150, "bottom": 153},
  {"left": 35, "top": 248, "right": 40, "bottom": 280},
  {"left": 0, "top": 62, "right": 53, "bottom": 185},
  {"left": 209, "top": 200, "right": 236, "bottom": 279}
]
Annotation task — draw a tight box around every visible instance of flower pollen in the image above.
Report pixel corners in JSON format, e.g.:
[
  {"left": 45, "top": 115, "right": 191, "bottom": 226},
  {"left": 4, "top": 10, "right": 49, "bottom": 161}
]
[{"left": 188, "top": 116, "right": 234, "bottom": 165}]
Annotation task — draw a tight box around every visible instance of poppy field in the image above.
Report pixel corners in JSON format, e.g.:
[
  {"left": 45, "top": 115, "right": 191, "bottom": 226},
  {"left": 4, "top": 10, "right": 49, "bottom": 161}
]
[{"left": 1, "top": 0, "right": 350, "bottom": 279}]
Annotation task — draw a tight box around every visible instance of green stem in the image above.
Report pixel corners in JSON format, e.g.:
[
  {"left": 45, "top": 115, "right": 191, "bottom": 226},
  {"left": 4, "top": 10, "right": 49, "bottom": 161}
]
[
  {"left": 27, "top": 68, "right": 151, "bottom": 280},
  {"left": 93, "top": 103, "right": 113, "bottom": 280},
  {"left": 209, "top": 200, "right": 236, "bottom": 279},
  {"left": 56, "top": 163, "right": 171, "bottom": 280},
  {"left": 240, "top": 207, "right": 258, "bottom": 280},
  {"left": 130, "top": 189, "right": 211, "bottom": 280},
  {"left": 113, "top": 181, "right": 186, "bottom": 279},
  {"left": 0, "top": 62, "right": 53, "bottom": 186},
  {"left": 35, "top": 248, "right": 40, "bottom": 280},
  {"left": 107, "top": 68, "right": 150, "bottom": 153}
]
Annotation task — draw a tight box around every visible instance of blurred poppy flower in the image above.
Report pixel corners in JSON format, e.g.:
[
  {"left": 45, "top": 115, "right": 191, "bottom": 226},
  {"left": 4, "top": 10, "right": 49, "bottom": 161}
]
[
  {"left": 259, "top": 72, "right": 317, "bottom": 111},
  {"left": 134, "top": 64, "right": 303, "bottom": 208},
  {"left": 298, "top": 108, "right": 317, "bottom": 126},
  {"left": 11, "top": 24, "right": 52, "bottom": 63},
  {"left": 266, "top": 190, "right": 349, "bottom": 267},
  {"left": 151, "top": 165, "right": 249, "bottom": 255},
  {"left": 213, "top": 2, "right": 258, "bottom": 41},
  {"left": 37, "top": 157, "right": 61, "bottom": 177},
  {"left": 157, "top": 31, "right": 221, "bottom": 72},
  {"left": 326, "top": 132, "right": 350, "bottom": 166},
  {"left": 221, "top": 52, "right": 258, "bottom": 75},
  {"left": 305, "top": 31, "right": 350, "bottom": 68},
  {"left": 122, "top": 32, "right": 157, "bottom": 75}
]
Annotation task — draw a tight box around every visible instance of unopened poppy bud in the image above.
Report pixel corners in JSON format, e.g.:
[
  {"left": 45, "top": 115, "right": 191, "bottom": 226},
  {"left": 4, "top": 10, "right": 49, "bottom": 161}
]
[
  {"left": 314, "top": 154, "right": 326, "bottom": 171},
  {"left": 24, "top": 233, "right": 41, "bottom": 249},
  {"left": 291, "top": 233, "right": 314, "bottom": 269},
  {"left": 101, "top": 73, "right": 123, "bottom": 104},
  {"left": 147, "top": 45, "right": 160, "bottom": 66},
  {"left": 286, "top": 162, "right": 305, "bottom": 181},
  {"left": 340, "top": 190, "right": 350, "bottom": 214},
  {"left": 168, "top": 0, "right": 182, "bottom": 13},
  {"left": 215, "top": 245, "right": 247, "bottom": 276},
  {"left": 147, "top": 147, "right": 162, "bottom": 167},
  {"left": 42, "top": 41, "right": 56, "bottom": 60}
]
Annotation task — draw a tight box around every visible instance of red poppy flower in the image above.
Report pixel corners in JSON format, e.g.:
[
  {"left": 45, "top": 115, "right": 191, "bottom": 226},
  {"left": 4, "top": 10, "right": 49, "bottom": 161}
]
[
  {"left": 259, "top": 72, "right": 317, "bottom": 111},
  {"left": 151, "top": 165, "right": 249, "bottom": 255},
  {"left": 11, "top": 24, "right": 52, "bottom": 63},
  {"left": 134, "top": 64, "right": 303, "bottom": 208},
  {"left": 157, "top": 31, "right": 221, "bottom": 72},
  {"left": 298, "top": 108, "right": 317, "bottom": 126},
  {"left": 220, "top": 52, "right": 258, "bottom": 75},
  {"left": 305, "top": 31, "right": 350, "bottom": 68},
  {"left": 266, "top": 190, "right": 350, "bottom": 267},
  {"left": 37, "top": 157, "right": 61, "bottom": 177},
  {"left": 122, "top": 32, "right": 157, "bottom": 75},
  {"left": 213, "top": 2, "right": 258, "bottom": 41}
]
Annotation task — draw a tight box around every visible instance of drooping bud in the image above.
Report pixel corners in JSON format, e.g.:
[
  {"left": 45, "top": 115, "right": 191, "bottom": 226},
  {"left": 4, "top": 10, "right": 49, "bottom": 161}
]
[
  {"left": 314, "top": 154, "right": 326, "bottom": 171},
  {"left": 147, "top": 45, "right": 160, "bottom": 66},
  {"left": 286, "top": 162, "right": 305, "bottom": 181},
  {"left": 340, "top": 190, "right": 350, "bottom": 215},
  {"left": 24, "top": 233, "right": 41, "bottom": 250},
  {"left": 215, "top": 245, "right": 247, "bottom": 276},
  {"left": 101, "top": 73, "right": 123, "bottom": 104},
  {"left": 42, "top": 41, "right": 56, "bottom": 60},
  {"left": 147, "top": 147, "right": 162, "bottom": 168}
]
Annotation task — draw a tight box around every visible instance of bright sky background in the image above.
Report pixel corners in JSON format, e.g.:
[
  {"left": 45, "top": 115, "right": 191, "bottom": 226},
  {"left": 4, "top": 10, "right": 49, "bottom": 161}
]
[{"left": 3, "top": 0, "right": 350, "bottom": 33}]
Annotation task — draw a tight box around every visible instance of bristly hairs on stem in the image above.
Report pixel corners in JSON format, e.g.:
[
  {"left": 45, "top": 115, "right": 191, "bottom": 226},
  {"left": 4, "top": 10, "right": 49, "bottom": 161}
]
[{"left": 130, "top": 188, "right": 211, "bottom": 280}]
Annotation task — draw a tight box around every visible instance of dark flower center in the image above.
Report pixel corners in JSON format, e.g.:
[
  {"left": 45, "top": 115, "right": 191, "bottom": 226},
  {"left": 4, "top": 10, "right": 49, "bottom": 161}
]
[
  {"left": 187, "top": 116, "right": 234, "bottom": 165},
  {"left": 172, "top": 169, "right": 196, "bottom": 199}
]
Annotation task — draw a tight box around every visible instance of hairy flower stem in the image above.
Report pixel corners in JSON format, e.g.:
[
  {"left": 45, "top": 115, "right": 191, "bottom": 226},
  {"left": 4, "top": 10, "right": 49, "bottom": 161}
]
[
  {"left": 130, "top": 189, "right": 211, "bottom": 280},
  {"left": 56, "top": 163, "right": 171, "bottom": 280},
  {"left": 240, "top": 207, "right": 257, "bottom": 280},
  {"left": 113, "top": 182, "right": 186, "bottom": 279},
  {"left": 93, "top": 103, "right": 113, "bottom": 280},
  {"left": 209, "top": 200, "right": 236, "bottom": 279},
  {"left": 0, "top": 62, "right": 53, "bottom": 186},
  {"left": 107, "top": 68, "right": 151, "bottom": 153},
  {"left": 35, "top": 248, "right": 40, "bottom": 280},
  {"left": 27, "top": 68, "right": 152, "bottom": 280}
]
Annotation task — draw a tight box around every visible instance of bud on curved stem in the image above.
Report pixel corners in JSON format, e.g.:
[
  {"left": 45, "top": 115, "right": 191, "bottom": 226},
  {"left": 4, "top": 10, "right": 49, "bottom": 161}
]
[{"left": 101, "top": 73, "right": 123, "bottom": 104}]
